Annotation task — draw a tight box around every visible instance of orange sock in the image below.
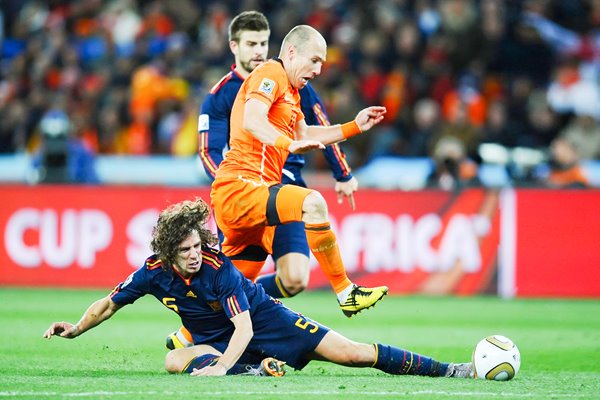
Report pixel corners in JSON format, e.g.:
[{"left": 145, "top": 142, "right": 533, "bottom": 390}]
[
  {"left": 305, "top": 222, "right": 352, "bottom": 294},
  {"left": 177, "top": 326, "right": 193, "bottom": 344},
  {"left": 231, "top": 259, "right": 264, "bottom": 282}
]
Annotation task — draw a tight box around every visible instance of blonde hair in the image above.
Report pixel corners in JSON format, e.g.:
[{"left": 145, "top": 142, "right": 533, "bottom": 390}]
[{"left": 280, "top": 25, "right": 325, "bottom": 56}]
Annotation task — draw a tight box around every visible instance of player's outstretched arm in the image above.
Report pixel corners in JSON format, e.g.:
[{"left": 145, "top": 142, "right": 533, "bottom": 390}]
[
  {"left": 244, "top": 99, "right": 293, "bottom": 145},
  {"left": 244, "top": 98, "right": 325, "bottom": 153},
  {"left": 43, "top": 296, "right": 122, "bottom": 339},
  {"left": 303, "top": 106, "right": 387, "bottom": 146},
  {"left": 191, "top": 310, "right": 254, "bottom": 377}
]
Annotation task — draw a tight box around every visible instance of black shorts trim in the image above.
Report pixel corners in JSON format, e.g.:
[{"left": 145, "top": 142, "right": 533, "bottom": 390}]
[
  {"left": 229, "top": 245, "right": 269, "bottom": 262},
  {"left": 266, "top": 184, "right": 283, "bottom": 226}
]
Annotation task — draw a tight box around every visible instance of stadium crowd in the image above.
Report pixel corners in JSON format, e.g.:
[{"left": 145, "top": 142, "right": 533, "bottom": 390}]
[{"left": 1, "top": 0, "right": 600, "bottom": 187}]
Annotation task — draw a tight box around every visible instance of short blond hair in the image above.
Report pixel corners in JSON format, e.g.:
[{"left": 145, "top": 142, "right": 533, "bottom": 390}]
[{"left": 280, "top": 25, "right": 325, "bottom": 56}]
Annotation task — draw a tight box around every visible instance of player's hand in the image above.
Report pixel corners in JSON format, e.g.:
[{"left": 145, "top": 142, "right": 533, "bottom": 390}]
[
  {"left": 335, "top": 177, "right": 358, "bottom": 210},
  {"left": 43, "top": 322, "right": 79, "bottom": 339},
  {"left": 288, "top": 140, "right": 325, "bottom": 154},
  {"left": 190, "top": 363, "right": 228, "bottom": 377},
  {"left": 355, "top": 106, "right": 387, "bottom": 132}
]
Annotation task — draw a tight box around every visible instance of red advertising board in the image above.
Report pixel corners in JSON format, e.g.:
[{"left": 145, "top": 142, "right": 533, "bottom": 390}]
[
  {"left": 0, "top": 186, "right": 204, "bottom": 287},
  {"left": 1, "top": 185, "right": 599, "bottom": 297},
  {"left": 513, "top": 190, "right": 600, "bottom": 297}
]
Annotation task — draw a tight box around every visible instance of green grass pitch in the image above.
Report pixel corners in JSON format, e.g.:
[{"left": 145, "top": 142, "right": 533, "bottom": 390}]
[{"left": 1, "top": 288, "right": 599, "bottom": 400}]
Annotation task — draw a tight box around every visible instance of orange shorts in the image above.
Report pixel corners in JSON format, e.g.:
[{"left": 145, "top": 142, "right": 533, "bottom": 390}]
[{"left": 211, "top": 177, "right": 313, "bottom": 257}]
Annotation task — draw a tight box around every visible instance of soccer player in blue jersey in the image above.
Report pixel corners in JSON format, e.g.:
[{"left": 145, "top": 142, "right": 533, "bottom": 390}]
[
  {"left": 43, "top": 198, "right": 473, "bottom": 379},
  {"left": 196, "top": 11, "right": 381, "bottom": 317}
]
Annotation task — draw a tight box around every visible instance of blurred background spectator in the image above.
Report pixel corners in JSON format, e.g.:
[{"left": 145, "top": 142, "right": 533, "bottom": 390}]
[
  {"left": 537, "top": 136, "right": 589, "bottom": 188},
  {"left": 426, "top": 135, "right": 479, "bottom": 191},
  {"left": 31, "top": 108, "right": 99, "bottom": 183},
  {"left": 1, "top": 0, "right": 600, "bottom": 187}
]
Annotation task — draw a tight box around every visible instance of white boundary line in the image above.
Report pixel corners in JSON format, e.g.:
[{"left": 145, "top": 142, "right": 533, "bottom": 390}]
[{"left": 0, "top": 390, "right": 586, "bottom": 398}]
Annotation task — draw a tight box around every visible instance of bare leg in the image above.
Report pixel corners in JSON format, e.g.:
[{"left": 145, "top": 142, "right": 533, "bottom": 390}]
[
  {"left": 309, "top": 331, "right": 375, "bottom": 367},
  {"left": 275, "top": 252, "right": 310, "bottom": 295},
  {"left": 164, "top": 344, "right": 222, "bottom": 374}
]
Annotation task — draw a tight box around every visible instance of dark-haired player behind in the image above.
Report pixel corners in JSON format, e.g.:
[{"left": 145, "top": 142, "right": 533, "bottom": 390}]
[{"left": 44, "top": 198, "right": 473, "bottom": 378}]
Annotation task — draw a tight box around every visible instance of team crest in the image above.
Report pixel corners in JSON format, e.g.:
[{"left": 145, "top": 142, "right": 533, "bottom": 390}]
[
  {"left": 258, "top": 78, "right": 275, "bottom": 95},
  {"left": 207, "top": 300, "right": 223, "bottom": 311}
]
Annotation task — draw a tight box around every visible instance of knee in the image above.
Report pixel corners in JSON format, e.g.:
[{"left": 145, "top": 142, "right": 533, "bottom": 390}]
[
  {"left": 279, "top": 273, "right": 308, "bottom": 295},
  {"left": 277, "top": 257, "right": 309, "bottom": 295},
  {"left": 164, "top": 350, "right": 186, "bottom": 374},
  {"left": 302, "top": 191, "right": 328, "bottom": 224}
]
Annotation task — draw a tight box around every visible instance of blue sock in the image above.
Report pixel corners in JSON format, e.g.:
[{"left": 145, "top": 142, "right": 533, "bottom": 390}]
[
  {"left": 373, "top": 344, "right": 449, "bottom": 377},
  {"left": 256, "top": 273, "right": 295, "bottom": 298},
  {"left": 182, "top": 354, "right": 257, "bottom": 375}
]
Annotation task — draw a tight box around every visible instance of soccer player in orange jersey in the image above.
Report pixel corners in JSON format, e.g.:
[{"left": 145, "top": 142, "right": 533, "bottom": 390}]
[{"left": 212, "top": 25, "right": 388, "bottom": 317}]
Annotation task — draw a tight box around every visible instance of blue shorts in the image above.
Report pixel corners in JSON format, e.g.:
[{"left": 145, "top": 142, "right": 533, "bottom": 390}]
[
  {"left": 205, "top": 300, "right": 329, "bottom": 370},
  {"left": 274, "top": 164, "right": 309, "bottom": 259},
  {"left": 273, "top": 221, "right": 310, "bottom": 259},
  {"left": 281, "top": 165, "right": 307, "bottom": 187}
]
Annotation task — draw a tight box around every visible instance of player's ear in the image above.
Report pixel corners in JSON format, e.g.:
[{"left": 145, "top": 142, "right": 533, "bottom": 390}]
[
  {"left": 287, "top": 44, "right": 296, "bottom": 60},
  {"left": 229, "top": 40, "right": 238, "bottom": 55}
]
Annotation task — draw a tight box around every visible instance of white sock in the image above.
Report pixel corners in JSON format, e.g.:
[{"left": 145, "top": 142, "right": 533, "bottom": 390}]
[
  {"left": 337, "top": 283, "right": 355, "bottom": 303},
  {"left": 175, "top": 330, "right": 193, "bottom": 347}
]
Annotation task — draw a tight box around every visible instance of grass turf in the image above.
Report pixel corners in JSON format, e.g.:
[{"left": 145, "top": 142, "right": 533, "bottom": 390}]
[{"left": 0, "top": 287, "right": 599, "bottom": 399}]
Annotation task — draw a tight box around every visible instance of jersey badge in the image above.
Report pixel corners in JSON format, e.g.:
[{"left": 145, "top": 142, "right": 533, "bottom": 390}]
[
  {"left": 198, "top": 114, "right": 209, "bottom": 131},
  {"left": 186, "top": 290, "right": 197, "bottom": 298},
  {"left": 258, "top": 78, "right": 275, "bottom": 96},
  {"left": 207, "top": 300, "right": 223, "bottom": 312},
  {"left": 120, "top": 273, "right": 134, "bottom": 289}
]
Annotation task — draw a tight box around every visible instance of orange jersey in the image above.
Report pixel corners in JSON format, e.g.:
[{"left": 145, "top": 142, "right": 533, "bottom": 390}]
[{"left": 215, "top": 59, "right": 304, "bottom": 185}]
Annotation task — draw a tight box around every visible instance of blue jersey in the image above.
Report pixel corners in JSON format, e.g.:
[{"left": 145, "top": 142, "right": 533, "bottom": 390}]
[
  {"left": 198, "top": 64, "right": 353, "bottom": 186},
  {"left": 110, "top": 247, "right": 329, "bottom": 369}
]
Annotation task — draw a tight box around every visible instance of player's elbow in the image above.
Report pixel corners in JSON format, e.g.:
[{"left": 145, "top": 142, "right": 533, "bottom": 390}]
[
  {"left": 243, "top": 111, "right": 267, "bottom": 138},
  {"left": 242, "top": 110, "right": 253, "bottom": 130},
  {"left": 242, "top": 326, "right": 254, "bottom": 342},
  {"left": 237, "top": 319, "right": 254, "bottom": 343},
  {"left": 242, "top": 118, "right": 259, "bottom": 135}
]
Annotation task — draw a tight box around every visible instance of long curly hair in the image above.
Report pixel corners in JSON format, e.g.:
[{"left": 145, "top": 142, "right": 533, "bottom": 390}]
[{"left": 150, "top": 198, "right": 218, "bottom": 270}]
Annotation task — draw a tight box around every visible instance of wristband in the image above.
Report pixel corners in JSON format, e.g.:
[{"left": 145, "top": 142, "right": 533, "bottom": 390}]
[
  {"left": 341, "top": 120, "right": 362, "bottom": 139},
  {"left": 274, "top": 135, "right": 293, "bottom": 150}
]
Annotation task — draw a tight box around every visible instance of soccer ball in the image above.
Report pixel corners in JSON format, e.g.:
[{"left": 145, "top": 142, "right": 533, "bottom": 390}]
[{"left": 472, "top": 335, "right": 521, "bottom": 381}]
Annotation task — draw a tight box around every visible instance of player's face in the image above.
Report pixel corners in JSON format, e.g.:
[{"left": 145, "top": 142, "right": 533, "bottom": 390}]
[
  {"left": 173, "top": 230, "right": 202, "bottom": 278},
  {"left": 231, "top": 30, "right": 270, "bottom": 74},
  {"left": 288, "top": 38, "right": 326, "bottom": 89}
]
